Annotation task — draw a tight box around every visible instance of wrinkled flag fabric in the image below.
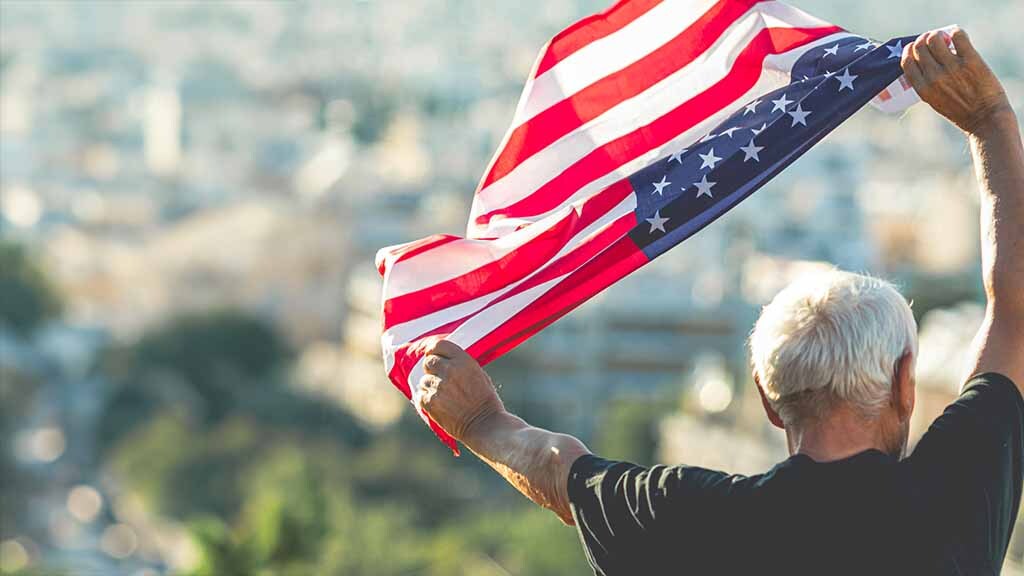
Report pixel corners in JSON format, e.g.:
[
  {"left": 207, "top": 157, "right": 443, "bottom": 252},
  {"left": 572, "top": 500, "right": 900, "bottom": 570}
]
[{"left": 376, "top": 0, "right": 926, "bottom": 452}]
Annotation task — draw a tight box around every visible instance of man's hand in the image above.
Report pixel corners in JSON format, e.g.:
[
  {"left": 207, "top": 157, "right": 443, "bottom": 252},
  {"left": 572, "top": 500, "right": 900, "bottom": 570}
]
[
  {"left": 417, "top": 338, "right": 505, "bottom": 442},
  {"left": 901, "top": 28, "right": 1011, "bottom": 134}
]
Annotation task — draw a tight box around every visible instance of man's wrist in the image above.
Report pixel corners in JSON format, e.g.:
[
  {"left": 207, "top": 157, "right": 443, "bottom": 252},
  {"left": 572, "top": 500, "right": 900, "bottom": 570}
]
[
  {"left": 966, "top": 99, "right": 1017, "bottom": 138},
  {"left": 461, "top": 407, "right": 514, "bottom": 450}
]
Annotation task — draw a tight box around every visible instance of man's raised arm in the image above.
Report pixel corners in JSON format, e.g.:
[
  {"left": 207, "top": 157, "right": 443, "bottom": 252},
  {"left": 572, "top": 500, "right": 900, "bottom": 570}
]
[
  {"left": 903, "top": 29, "right": 1024, "bottom": 388},
  {"left": 416, "top": 339, "right": 590, "bottom": 524}
]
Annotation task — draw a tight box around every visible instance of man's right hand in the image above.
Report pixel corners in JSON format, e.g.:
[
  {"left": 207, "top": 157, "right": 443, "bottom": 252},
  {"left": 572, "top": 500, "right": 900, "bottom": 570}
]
[
  {"left": 417, "top": 338, "right": 505, "bottom": 443},
  {"left": 901, "top": 28, "right": 1011, "bottom": 134}
]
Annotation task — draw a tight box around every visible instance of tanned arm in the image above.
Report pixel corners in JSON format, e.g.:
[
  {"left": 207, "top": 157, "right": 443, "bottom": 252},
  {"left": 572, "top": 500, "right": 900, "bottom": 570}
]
[
  {"left": 902, "top": 29, "right": 1024, "bottom": 388},
  {"left": 416, "top": 339, "right": 590, "bottom": 524}
]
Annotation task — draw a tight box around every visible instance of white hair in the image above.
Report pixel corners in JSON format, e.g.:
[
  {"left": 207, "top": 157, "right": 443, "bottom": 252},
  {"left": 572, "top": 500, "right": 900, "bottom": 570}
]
[{"left": 749, "top": 270, "right": 918, "bottom": 426}]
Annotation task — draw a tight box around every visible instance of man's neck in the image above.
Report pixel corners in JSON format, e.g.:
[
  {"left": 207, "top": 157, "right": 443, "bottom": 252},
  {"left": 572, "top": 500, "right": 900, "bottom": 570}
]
[{"left": 785, "top": 403, "right": 893, "bottom": 462}]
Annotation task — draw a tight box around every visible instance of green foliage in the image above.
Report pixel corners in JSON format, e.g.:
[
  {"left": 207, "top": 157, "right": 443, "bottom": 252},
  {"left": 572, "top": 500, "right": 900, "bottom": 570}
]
[
  {"left": 0, "top": 240, "right": 61, "bottom": 336},
  {"left": 99, "top": 310, "right": 592, "bottom": 575},
  {"left": 428, "top": 508, "right": 592, "bottom": 576},
  {"left": 596, "top": 396, "right": 674, "bottom": 465},
  {"left": 107, "top": 309, "right": 292, "bottom": 422},
  {"left": 186, "top": 445, "right": 591, "bottom": 576},
  {"left": 186, "top": 444, "right": 432, "bottom": 576},
  {"left": 97, "top": 309, "right": 371, "bottom": 453}
]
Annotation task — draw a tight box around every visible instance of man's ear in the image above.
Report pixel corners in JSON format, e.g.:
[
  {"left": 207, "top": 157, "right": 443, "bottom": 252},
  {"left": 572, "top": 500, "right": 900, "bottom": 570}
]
[
  {"left": 892, "top": 352, "right": 916, "bottom": 423},
  {"left": 755, "top": 372, "right": 785, "bottom": 429}
]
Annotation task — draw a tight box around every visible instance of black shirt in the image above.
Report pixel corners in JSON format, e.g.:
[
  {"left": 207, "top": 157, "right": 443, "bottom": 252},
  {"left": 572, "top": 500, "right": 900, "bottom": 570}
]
[{"left": 567, "top": 373, "right": 1024, "bottom": 575}]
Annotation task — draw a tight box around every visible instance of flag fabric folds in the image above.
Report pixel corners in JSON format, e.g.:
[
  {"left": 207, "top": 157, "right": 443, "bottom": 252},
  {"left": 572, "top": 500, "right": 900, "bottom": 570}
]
[{"left": 377, "top": 0, "right": 924, "bottom": 452}]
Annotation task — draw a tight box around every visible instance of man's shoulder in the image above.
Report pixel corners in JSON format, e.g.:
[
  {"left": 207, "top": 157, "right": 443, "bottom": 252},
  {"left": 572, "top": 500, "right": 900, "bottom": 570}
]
[
  {"left": 914, "top": 371, "right": 1023, "bottom": 449},
  {"left": 568, "top": 453, "right": 774, "bottom": 504},
  {"left": 962, "top": 371, "right": 1020, "bottom": 399}
]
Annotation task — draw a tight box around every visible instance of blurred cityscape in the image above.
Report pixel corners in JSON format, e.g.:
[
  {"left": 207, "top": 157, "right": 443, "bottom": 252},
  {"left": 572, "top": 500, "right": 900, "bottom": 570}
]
[{"left": 1, "top": 1, "right": 1023, "bottom": 574}]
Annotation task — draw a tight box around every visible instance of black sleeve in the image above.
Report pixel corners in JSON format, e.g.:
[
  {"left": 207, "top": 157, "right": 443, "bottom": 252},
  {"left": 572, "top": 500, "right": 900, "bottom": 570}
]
[
  {"left": 566, "top": 454, "right": 735, "bottom": 575},
  {"left": 904, "top": 372, "right": 1024, "bottom": 572}
]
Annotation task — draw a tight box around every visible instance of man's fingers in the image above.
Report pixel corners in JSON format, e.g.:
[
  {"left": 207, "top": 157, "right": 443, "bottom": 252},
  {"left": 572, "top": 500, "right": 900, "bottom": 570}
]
[
  {"left": 426, "top": 339, "right": 473, "bottom": 364},
  {"left": 911, "top": 37, "right": 942, "bottom": 79},
  {"left": 417, "top": 374, "right": 441, "bottom": 409},
  {"left": 901, "top": 47, "right": 926, "bottom": 93},
  {"left": 418, "top": 373, "right": 440, "bottom": 393},
  {"left": 949, "top": 27, "right": 979, "bottom": 62},
  {"left": 423, "top": 353, "right": 450, "bottom": 376},
  {"left": 419, "top": 335, "right": 452, "bottom": 358},
  {"left": 924, "top": 31, "right": 957, "bottom": 68}
]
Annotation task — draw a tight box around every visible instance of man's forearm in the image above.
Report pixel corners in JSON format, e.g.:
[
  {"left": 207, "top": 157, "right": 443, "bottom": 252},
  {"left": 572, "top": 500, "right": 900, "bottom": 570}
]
[
  {"left": 970, "top": 105, "right": 1024, "bottom": 315},
  {"left": 461, "top": 410, "right": 591, "bottom": 525},
  {"left": 965, "top": 104, "right": 1024, "bottom": 387}
]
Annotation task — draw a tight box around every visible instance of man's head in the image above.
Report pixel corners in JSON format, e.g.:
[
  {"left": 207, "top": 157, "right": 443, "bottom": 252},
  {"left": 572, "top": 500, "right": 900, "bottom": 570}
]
[{"left": 749, "top": 270, "right": 918, "bottom": 457}]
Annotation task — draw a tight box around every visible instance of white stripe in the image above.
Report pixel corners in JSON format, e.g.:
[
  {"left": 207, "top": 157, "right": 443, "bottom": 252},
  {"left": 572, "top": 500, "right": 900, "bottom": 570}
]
[
  {"left": 468, "top": 32, "right": 849, "bottom": 239},
  {"left": 382, "top": 193, "right": 637, "bottom": 367},
  {"left": 381, "top": 207, "right": 563, "bottom": 300},
  {"left": 516, "top": 0, "right": 721, "bottom": 126},
  {"left": 472, "top": 4, "right": 846, "bottom": 223}
]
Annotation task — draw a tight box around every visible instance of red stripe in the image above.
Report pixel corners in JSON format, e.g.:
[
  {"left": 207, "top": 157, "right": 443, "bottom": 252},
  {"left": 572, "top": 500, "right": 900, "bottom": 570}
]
[
  {"left": 482, "top": 0, "right": 755, "bottom": 191},
  {"left": 376, "top": 234, "right": 460, "bottom": 277},
  {"left": 382, "top": 179, "right": 634, "bottom": 330},
  {"left": 467, "top": 236, "right": 649, "bottom": 365},
  {"left": 534, "top": 0, "right": 664, "bottom": 78},
  {"left": 476, "top": 25, "right": 840, "bottom": 226},
  {"left": 384, "top": 218, "right": 643, "bottom": 454}
]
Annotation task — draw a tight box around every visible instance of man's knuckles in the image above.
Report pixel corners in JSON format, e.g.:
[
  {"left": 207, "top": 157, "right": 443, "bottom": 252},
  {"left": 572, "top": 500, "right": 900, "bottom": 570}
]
[
  {"left": 423, "top": 354, "right": 450, "bottom": 375},
  {"left": 428, "top": 339, "right": 478, "bottom": 365},
  {"left": 425, "top": 339, "right": 458, "bottom": 357}
]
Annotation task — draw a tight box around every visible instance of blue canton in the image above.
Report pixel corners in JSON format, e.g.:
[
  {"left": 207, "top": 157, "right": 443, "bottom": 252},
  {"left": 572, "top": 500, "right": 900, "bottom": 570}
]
[{"left": 627, "top": 34, "right": 917, "bottom": 259}]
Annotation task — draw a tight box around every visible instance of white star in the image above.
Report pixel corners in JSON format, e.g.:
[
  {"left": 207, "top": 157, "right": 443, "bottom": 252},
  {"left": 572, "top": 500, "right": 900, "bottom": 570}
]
[
  {"left": 698, "top": 148, "right": 722, "bottom": 170},
  {"left": 744, "top": 99, "right": 761, "bottom": 115},
  {"left": 771, "top": 93, "right": 792, "bottom": 113},
  {"left": 646, "top": 210, "right": 669, "bottom": 234},
  {"left": 694, "top": 175, "right": 716, "bottom": 198},
  {"left": 823, "top": 44, "right": 840, "bottom": 56},
  {"left": 854, "top": 41, "right": 874, "bottom": 52},
  {"left": 669, "top": 148, "right": 687, "bottom": 164},
  {"left": 719, "top": 126, "right": 741, "bottom": 138},
  {"left": 835, "top": 68, "right": 857, "bottom": 91},
  {"left": 751, "top": 123, "right": 767, "bottom": 136},
  {"left": 652, "top": 175, "right": 671, "bottom": 196},
  {"left": 740, "top": 139, "right": 763, "bottom": 162},
  {"left": 789, "top": 103, "right": 811, "bottom": 127},
  {"left": 700, "top": 132, "right": 717, "bottom": 143},
  {"left": 886, "top": 40, "right": 903, "bottom": 59}
]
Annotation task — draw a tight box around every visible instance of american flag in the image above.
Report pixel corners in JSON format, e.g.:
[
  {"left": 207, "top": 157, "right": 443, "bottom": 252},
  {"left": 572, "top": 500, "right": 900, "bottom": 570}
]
[{"left": 377, "top": 0, "right": 923, "bottom": 452}]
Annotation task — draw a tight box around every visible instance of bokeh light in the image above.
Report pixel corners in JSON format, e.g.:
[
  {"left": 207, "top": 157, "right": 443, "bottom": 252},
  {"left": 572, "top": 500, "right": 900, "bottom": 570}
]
[{"left": 67, "top": 485, "right": 103, "bottom": 523}]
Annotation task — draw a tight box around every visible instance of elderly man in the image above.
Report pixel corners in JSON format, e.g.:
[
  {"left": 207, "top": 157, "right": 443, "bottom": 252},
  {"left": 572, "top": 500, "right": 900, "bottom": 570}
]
[{"left": 417, "top": 29, "right": 1023, "bottom": 574}]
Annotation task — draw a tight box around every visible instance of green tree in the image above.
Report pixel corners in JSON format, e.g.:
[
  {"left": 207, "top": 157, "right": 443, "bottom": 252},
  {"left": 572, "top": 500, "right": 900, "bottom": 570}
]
[
  {"left": 117, "top": 309, "right": 292, "bottom": 421},
  {"left": 98, "top": 310, "right": 307, "bottom": 447},
  {"left": 0, "top": 240, "right": 61, "bottom": 336}
]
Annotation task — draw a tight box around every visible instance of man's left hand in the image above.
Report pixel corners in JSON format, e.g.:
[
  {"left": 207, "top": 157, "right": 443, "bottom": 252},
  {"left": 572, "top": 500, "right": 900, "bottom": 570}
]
[{"left": 417, "top": 339, "right": 505, "bottom": 442}]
